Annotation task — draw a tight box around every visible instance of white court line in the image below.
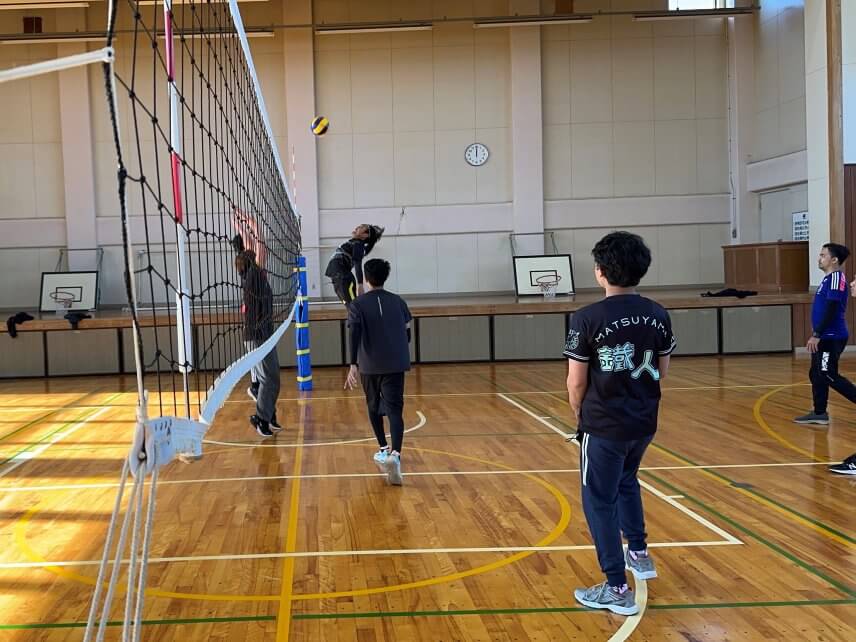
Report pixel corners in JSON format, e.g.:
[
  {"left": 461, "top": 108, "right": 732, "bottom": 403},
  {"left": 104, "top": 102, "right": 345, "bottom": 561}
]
[
  {"left": 0, "top": 461, "right": 836, "bottom": 494},
  {"left": 202, "top": 411, "right": 426, "bottom": 448},
  {"left": 0, "top": 540, "right": 739, "bottom": 569},
  {"left": 497, "top": 393, "right": 743, "bottom": 545},
  {"left": 0, "top": 406, "right": 111, "bottom": 480},
  {"left": 609, "top": 578, "right": 647, "bottom": 642}
]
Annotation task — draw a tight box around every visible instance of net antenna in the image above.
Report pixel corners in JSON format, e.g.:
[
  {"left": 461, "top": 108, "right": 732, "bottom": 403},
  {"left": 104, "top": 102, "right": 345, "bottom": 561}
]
[{"left": 86, "top": 0, "right": 301, "bottom": 638}]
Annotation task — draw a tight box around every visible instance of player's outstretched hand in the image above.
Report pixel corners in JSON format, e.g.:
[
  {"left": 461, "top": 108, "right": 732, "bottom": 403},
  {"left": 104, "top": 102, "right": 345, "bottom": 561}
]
[{"left": 345, "top": 364, "right": 359, "bottom": 390}]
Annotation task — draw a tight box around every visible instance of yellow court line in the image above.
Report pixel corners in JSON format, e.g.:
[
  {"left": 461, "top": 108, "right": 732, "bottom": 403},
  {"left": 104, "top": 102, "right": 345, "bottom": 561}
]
[
  {"left": 753, "top": 384, "right": 828, "bottom": 463},
  {"left": 291, "top": 446, "right": 572, "bottom": 601},
  {"left": 650, "top": 446, "right": 856, "bottom": 550},
  {"left": 14, "top": 447, "right": 572, "bottom": 604},
  {"left": 276, "top": 404, "right": 307, "bottom": 641}
]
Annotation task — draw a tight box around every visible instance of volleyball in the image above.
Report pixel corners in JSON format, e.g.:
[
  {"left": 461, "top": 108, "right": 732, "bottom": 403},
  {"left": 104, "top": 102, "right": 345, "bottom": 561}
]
[{"left": 311, "top": 116, "right": 329, "bottom": 136}]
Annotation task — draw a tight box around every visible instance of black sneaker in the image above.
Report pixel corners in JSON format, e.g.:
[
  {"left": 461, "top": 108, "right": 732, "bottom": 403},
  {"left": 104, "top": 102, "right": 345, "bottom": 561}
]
[
  {"left": 270, "top": 412, "right": 282, "bottom": 432},
  {"left": 250, "top": 414, "right": 273, "bottom": 438},
  {"left": 829, "top": 454, "right": 856, "bottom": 475},
  {"left": 247, "top": 383, "right": 259, "bottom": 402},
  {"left": 793, "top": 412, "right": 829, "bottom": 426}
]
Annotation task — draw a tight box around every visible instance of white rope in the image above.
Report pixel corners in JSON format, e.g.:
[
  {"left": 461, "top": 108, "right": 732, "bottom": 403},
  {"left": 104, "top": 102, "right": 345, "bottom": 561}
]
[
  {"left": 133, "top": 468, "right": 159, "bottom": 642},
  {"left": 122, "top": 473, "right": 146, "bottom": 642},
  {"left": 96, "top": 473, "right": 143, "bottom": 642},
  {"left": 83, "top": 459, "right": 131, "bottom": 642}
]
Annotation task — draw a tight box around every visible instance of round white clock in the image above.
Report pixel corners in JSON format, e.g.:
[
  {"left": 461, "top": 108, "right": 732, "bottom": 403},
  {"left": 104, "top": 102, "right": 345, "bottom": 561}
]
[{"left": 465, "top": 143, "right": 489, "bottom": 167}]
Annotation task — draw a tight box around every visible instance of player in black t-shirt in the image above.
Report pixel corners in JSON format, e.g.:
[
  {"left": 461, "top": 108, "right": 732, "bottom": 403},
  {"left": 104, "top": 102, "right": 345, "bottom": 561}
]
[
  {"left": 564, "top": 231, "right": 676, "bottom": 616},
  {"left": 325, "top": 224, "right": 384, "bottom": 305}
]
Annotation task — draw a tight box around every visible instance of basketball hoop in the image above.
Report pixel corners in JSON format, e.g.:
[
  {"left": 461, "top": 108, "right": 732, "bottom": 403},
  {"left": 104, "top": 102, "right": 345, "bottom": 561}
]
[
  {"left": 535, "top": 274, "right": 561, "bottom": 298},
  {"left": 49, "top": 291, "right": 75, "bottom": 313}
]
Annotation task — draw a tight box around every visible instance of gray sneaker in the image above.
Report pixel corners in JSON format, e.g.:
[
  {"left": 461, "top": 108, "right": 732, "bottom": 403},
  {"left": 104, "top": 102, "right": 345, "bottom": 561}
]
[
  {"left": 573, "top": 581, "right": 638, "bottom": 616},
  {"left": 625, "top": 549, "right": 657, "bottom": 580},
  {"left": 384, "top": 452, "right": 402, "bottom": 486},
  {"left": 793, "top": 412, "right": 829, "bottom": 426}
]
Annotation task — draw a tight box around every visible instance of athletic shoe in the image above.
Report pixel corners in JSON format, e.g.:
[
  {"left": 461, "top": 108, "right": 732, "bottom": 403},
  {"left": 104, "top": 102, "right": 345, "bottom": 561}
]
[
  {"left": 373, "top": 448, "right": 388, "bottom": 473},
  {"left": 573, "top": 581, "right": 638, "bottom": 616},
  {"left": 269, "top": 413, "right": 282, "bottom": 432},
  {"left": 829, "top": 454, "right": 856, "bottom": 475},
  {"left": 793, "top": 412, "right": 829, "bottom": 426},
  {"left": 250, "top": 414, "right": 273, "bottom": 438},
  {"left": 247, "top": 384, "right": 259, "bottom": 402},
  {"left": 625, "top": 549, "right": 657, "bottom": 580},
  {"left": 385, "top": 451, "right": 402, "bottom": 486}
]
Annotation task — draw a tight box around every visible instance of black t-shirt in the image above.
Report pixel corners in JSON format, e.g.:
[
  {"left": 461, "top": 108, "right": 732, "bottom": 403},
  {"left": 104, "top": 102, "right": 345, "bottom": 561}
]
[
  {"left": 563, "top": 294, "right": 676, "bottom": 441},
  {"left": 348, "top": 290, "right": 412, "bottom": 375},
  {"left": 325, "top": 238, "right": 367, "bottom": 283}
]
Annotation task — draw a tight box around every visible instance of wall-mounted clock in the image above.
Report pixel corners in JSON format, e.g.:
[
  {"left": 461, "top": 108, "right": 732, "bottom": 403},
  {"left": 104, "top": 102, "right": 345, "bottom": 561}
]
[{"left": 465, "top": 142, "right": 489, "bottom": 167}]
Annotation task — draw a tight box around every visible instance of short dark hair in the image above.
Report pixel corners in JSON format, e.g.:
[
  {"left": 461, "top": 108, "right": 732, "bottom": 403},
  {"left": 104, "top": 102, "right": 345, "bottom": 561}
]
[
  {"left": 592, "top": 231, "right": 652, "bottom": 288},
  {"left": 823, "top": 243, "right": 850, "bottom": 264},
  {"left": 363, "top": 258, "right": 390, "bottom": 287}
]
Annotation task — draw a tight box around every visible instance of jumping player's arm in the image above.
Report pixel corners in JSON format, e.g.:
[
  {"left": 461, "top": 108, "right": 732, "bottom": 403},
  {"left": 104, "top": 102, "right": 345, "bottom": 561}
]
[
  {"left": 563, "top": 315, "right": 591, "bottom": 427},
  {"left": 232, "top": 208, "right": 267, "bottom": 269}
]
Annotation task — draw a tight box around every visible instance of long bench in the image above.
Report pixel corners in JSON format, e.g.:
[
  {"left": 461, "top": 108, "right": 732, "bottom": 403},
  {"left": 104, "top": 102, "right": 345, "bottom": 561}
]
[{"left": 0, "top": 289, "right": 815, "bottom": 378}]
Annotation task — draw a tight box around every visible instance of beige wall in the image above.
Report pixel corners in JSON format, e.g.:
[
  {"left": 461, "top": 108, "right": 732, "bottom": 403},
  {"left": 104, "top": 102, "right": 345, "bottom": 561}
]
[
  {"left": 542, "top": 9, "right": 729, "bottom": 199},
  {"left": 1, "top": 1, "right": 745, "bottom": 308},
  {"left": 753, "top": 0, "right": 806, "bottom": 163}
]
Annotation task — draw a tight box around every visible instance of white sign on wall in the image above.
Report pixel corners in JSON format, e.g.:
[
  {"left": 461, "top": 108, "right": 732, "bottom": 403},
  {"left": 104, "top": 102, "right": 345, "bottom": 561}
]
[{"left": 792, "top": 211, "right": 809, "bottom": 241}]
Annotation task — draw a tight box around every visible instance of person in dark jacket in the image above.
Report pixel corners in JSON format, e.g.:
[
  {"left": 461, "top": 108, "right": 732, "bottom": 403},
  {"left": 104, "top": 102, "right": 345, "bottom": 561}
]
[
  {"left": 236, "top": 250, "right": 281, "bottom": 438},
  {"left": 325, "top": 224, "right": 384, "bottom": 305},
  {"left": 344, "top": 259, "right": 412, "bottom": 485}
]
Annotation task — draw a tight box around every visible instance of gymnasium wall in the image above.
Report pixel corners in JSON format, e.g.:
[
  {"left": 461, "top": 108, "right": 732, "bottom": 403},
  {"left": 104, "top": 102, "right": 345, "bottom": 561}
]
[
  {"left": 752, "top": 0, "right": 806, "bottom": 164},
  {"left": 313, "top": 0, "right": 731, "bottom": 295}
]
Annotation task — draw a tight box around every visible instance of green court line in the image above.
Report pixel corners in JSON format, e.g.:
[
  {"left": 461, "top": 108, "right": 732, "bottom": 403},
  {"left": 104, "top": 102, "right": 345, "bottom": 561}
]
[
  {"left": 0, "top": 393, "right": 122, "bottom": 468},
  {"left": 650, "top": 441, "right": 856, "bottom": 545},
  {"left": 4, "top": 599, "right": 851, "bottom": 629},
  {"left": 533, "top": 389, "right": 856, "bottom": 547},
  {"left": 291, "top": 598, "right": 856, "bottom": 621},
  {"left": 488, "top": 380, "right": 856, "bottom": 599},
  {"left": 0, "top": 392, "right": 96, "bottom": 443},
  {"left": 640, "top": 470, "right": 856, "bottom": 598},
  {"left": 0, "top": 614, "right": 275, "bottom": 631}
]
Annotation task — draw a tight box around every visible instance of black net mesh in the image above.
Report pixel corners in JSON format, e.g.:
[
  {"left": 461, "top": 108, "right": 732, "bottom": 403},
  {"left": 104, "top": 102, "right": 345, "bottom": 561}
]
[{"left": 103, "top": 0, "right": 301, "bottom": 419}]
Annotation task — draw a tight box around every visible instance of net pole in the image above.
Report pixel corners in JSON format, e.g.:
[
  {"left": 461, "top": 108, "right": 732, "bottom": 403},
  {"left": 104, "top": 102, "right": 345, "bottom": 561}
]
[
  {"left": 164, "top": 0, "right": 194, "bottom": 415},
  {"left": 295, "top": 256, "right": 312, "bottom": 391}
]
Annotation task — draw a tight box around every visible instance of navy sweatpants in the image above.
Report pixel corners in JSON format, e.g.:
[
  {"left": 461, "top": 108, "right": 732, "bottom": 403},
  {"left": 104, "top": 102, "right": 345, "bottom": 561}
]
[{"left": 579, "top": 432, "right": 653, "bottom": 587}]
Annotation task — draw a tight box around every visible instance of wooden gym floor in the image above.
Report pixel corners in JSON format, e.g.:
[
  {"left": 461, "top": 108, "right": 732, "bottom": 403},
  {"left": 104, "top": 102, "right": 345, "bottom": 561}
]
[{"left": 0, "top": 356, "right": 853, "bottom": 641}]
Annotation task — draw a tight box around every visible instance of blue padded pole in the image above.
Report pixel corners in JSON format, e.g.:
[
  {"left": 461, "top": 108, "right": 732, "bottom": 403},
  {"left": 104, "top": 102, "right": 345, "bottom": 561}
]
[{"left": 295, "top": 256, "right": 312, "bottom": 391}]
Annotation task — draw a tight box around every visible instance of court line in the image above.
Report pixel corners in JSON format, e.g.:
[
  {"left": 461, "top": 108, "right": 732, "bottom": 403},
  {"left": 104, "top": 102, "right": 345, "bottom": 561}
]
[
  {"left": 608, "top": 578, "right": 647, "bottom": 642},
  {"left": 4, "top": 598, "right": 850, "bottom": 630},
  {"left": 642, "top": 470, "right": 856, "bottom": 599},
  {"left": 652, "top": 442, "right": 856, "bottom": 549},
  {"left": 276, "top": 402, "right": 307, "bottom": 641},
  {"left": 0, "top": 461, "right": 836, "bottom": 494},
  {"left": 753, "top": 384, "right": 828, "bottom": 462},
  {"left": 11, "top": 447, "right": 573, "bottom": 604},
  {"left": 0, "top": 381, "right": 815, "bottom": 413},
  {"left": 0, "top": 401, "right": 118, "bottom": 480},
  {"left": 0, "top": 540, "right": 739, "bottom": 569},
  {"left": 288, "top": 598, "right": 856, "bottom": 620},
  {"left": 0, "top": 392, "right": 97, "bottom": 442},
  {"left": 498, "top": 393, "right": 742, "bottom": 544},
  {"left": 203, "top": 411, "right": 426, "bottom": 448},
  {"left": 525, "top": 384, "right": 856, "bottom": 550}
]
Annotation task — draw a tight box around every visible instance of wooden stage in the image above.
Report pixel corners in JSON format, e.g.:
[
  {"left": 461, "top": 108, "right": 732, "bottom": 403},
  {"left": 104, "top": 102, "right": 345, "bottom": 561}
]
[
  {"left": 0, "top": 356, "right": 853, "bottom": 640},
  {"left": 0, "top": 289, "right": 824, "bottom": 379}
]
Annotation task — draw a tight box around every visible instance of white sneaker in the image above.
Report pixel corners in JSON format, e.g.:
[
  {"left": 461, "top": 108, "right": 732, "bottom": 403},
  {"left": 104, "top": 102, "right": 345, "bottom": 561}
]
[
  {"left": 385, "top": 451, "right": 402, "bottom": 486},
  {"left": 373, "top": 448, "right": 388, "bottom": 473}
]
